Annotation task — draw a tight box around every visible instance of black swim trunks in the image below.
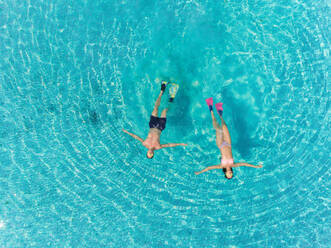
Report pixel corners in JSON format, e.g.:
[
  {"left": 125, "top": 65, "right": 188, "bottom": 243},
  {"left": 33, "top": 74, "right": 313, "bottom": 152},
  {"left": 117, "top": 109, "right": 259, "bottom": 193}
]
[{"left": 149, "top": 115, "right": 166, "bottom": 131}]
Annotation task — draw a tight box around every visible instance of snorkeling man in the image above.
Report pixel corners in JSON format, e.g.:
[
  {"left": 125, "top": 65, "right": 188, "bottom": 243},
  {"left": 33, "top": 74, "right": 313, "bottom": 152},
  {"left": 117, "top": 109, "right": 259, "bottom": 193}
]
[
  {"left": 122, "top": 81, "right": 187, "bottom": 159},
  {"left": 194, "top": 97, "right": 262, "bottom": 179}
]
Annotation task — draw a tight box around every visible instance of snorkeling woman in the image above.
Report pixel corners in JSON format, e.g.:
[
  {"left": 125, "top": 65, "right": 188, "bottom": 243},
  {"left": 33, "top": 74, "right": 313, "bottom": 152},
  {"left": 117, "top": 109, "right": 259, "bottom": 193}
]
[{"left": 194, "top": 97, "right": 262, "bottom": 179}]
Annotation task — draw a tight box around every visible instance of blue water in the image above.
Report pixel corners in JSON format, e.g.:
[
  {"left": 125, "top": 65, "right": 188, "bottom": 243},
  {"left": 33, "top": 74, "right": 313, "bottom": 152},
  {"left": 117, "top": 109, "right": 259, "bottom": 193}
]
[{"left": 0, "top": 0, "right": 330, "bottom": 247}]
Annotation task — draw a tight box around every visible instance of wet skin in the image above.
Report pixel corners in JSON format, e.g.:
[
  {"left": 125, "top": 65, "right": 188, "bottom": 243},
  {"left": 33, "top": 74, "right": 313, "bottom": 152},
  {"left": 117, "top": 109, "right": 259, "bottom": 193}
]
[
  {"left": 122, "top": 88, "right": 187, "bottom": 158},
  {"left": 194, "top": 107, "right": 262, "bottom": 178}
]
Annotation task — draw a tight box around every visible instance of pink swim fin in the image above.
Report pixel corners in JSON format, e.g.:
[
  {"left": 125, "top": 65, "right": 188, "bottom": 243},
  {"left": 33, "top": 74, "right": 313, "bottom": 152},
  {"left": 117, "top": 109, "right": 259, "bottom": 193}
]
[
  {"left": 215, "top": 102, "right": 223, "bottom": 116},
  {"left": 205, "top": 97, "right": 213, "bottom": 111}
]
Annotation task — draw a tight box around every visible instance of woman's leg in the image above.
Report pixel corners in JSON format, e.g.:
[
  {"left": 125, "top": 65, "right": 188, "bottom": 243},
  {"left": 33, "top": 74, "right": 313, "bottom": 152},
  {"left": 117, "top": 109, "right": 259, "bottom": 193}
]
[
  {"left": 220, "top": 116, "right": 231, "bottom": 145},
  {"left": 210, "top": 111, "right": 224, "bottom": 148}
]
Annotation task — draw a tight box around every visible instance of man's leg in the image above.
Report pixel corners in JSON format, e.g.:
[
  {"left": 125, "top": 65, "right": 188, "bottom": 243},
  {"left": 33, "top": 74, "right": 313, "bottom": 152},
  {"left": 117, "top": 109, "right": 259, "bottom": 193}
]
[
  {"left": 161, "top": 92, "right": 175, "bottom": 118},
  {"left": 160, "top": 108, "right": 168, "bottom": 118},
  {"left": 152, "top": 82, "right": 168, "bottom": 117},
  {"left": 152, "top": 91, "right": 164, "bottom": 117}
]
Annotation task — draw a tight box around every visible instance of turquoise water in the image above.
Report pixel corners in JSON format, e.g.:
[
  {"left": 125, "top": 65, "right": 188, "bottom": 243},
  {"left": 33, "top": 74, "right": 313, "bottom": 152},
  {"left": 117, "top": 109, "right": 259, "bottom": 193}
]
[{"left": 0, "top": 0, "right": 330, "bottom": 247}]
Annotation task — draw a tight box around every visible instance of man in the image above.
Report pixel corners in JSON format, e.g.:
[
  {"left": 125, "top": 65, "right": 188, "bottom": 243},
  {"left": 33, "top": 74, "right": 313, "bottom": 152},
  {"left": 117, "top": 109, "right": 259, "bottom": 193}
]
[{"left": 122, "top": 81, "right": 187, "bottom": 159}]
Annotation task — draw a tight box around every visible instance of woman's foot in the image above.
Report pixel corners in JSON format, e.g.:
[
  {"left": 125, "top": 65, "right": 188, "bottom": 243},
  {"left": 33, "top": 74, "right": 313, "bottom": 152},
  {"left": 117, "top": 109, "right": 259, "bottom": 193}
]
[
  {"left": 215, "top": 102, "right": 223, "bottom": 116},
  {"left": 205, "top": 97, "right": 213, "bottom": 111}
]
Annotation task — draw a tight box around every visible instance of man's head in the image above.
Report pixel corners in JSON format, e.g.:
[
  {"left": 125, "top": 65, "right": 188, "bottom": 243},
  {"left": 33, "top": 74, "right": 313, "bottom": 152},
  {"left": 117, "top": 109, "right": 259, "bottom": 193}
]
[
  {"left": 147, "top": 149, "right": 154, "bottom": 159},
  {"left": 223, "top": 167, "right": 233, "bottom": 179}
]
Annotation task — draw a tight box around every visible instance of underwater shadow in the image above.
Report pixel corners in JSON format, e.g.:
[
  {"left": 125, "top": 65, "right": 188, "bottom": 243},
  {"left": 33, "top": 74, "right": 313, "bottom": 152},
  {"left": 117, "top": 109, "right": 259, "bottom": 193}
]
[
  {"left": 167, "top": 84, "right": 192, "bottom": 136},
  {"left": 224, "top": 93, "right": 261, "bottom": 158},
  {"left": 149, "top": 46, "right": 201, "bottom": 138}
]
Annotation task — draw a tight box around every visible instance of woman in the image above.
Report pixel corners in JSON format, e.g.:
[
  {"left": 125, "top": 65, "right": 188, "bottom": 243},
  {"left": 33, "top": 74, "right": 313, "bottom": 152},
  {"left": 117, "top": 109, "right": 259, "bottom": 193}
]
[{"left": 194, "top": 97, "right": 262, "bottom": 179}]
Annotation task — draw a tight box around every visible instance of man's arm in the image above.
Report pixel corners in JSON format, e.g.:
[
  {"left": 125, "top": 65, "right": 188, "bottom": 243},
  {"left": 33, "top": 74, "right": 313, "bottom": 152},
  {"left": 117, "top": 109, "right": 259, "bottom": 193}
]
[
  {"left": 232, "top": 163, "right": 263, "bottom": 168},
  {"left": 122, "top": 129, "right": 144, "bottom": 143},
  {"left": 161, "top": 143, "right": 188, "bottom": 148},
  {"left": 194, "top": 165, "right": 222, "bottom": 175}
]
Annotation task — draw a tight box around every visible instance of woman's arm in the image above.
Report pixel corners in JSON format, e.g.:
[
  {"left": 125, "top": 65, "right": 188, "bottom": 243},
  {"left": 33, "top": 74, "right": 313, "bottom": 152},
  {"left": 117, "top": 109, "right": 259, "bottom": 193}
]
[
  {"left": 122, "top": 129, "right": 144, "bottom": 142},
  {"left": 161, "top": 143, "right": 188, "bottom": 148},
  {"left": 194, "top": 165, "right": 222, "bottom": 175},
  {"left": 232, "top": 163, "right": 263, "bottom": 168}
]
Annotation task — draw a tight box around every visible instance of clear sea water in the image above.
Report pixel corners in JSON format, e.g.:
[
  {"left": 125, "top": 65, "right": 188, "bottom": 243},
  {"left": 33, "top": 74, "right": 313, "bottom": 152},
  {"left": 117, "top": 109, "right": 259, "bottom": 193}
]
[{"left": 0, "top": 0, "right": 330, "bottom": 247}]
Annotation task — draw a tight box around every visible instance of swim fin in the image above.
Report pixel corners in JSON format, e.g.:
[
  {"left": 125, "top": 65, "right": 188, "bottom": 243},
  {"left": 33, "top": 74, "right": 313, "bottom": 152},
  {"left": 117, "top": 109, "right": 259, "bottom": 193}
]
[
  {"left": 169, "top": 83, "right": 179, "bottom": 102},
  {"left": 215, "top": 102, "right": 223, "bottom": 116},
  {"left": 161, "top": 81, "right": 169, "bottom": 92},
  {"left": 205, "top": 97, "right": 213, "bottom": 111}
]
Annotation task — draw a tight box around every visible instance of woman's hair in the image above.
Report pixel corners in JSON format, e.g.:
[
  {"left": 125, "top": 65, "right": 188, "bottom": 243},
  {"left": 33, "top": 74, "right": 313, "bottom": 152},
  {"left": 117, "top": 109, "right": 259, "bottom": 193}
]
[{"left": 223, "top": 167, "right": 233, "bottom": 179}]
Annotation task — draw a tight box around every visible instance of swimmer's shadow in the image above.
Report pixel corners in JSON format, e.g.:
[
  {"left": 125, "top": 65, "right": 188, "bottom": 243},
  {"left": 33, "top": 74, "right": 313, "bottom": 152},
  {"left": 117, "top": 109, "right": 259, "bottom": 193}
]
[
  {"left": 231, "top": 106, "right": 262, "bottom": 158},
  {"left": 164, "top": 87, "right": 192, "bottom": 138}
]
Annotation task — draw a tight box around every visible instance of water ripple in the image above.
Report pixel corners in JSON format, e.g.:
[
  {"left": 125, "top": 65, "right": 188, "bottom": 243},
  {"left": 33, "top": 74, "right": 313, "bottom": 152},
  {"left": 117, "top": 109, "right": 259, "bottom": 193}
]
[{"left": 0, "top": 0, "right": 330, "bottom": 247}]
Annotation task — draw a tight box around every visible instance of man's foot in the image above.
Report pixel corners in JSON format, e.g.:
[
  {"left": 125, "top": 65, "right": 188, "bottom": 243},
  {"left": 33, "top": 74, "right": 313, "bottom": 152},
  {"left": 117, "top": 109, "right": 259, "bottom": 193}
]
[
  {"left": 161, "top": 81, "right": 169, "bottom": 92},
  {"left": 169, "top": 83, "right": 179, "bottom": 102},
  {"left": 215, "top": 102, "right": 223, "bottom": 116},
  {"left": 205, "top": 97, "right": 213, "bottom": 111}
]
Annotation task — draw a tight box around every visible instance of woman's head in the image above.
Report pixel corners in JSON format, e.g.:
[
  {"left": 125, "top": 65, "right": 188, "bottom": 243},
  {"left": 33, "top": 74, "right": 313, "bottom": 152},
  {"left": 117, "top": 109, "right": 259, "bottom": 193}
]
[{"left": 223, "top": 167, "right": 233, "bottom": 179}]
